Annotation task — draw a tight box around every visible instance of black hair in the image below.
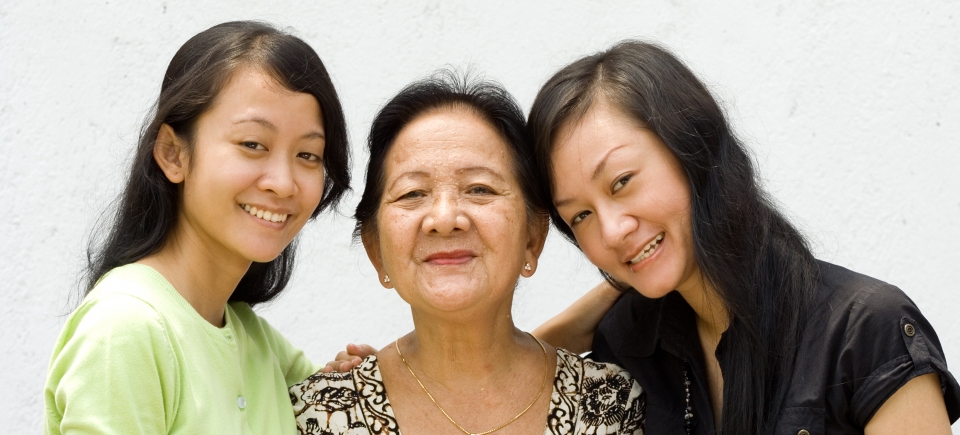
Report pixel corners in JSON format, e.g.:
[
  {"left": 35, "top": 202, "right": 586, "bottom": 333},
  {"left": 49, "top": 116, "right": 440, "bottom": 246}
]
[
  {"left": 354, "top": 70, "right": 549, "bottom": 238},
  {"left": 84, "top": 21, "right": 350, "bottom": 306},
  {"left": 528, "top": 40, "right": 819, "bottom": 435}
]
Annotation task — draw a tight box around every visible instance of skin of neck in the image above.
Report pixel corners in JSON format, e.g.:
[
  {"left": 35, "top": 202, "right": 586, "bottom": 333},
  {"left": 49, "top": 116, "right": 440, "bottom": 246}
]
[
  {"left": 138, "top": 219, "right": 250, "bottom": 327},
  {"left": 675, "top": 274, "right": 730, "bottom": 343},
  {"left": 399, "top": 293, "right": 539, "bottom": 386}
]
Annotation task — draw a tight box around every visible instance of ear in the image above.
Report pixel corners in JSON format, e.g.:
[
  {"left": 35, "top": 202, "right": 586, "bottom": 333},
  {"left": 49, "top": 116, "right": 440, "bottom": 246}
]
[
  {"left": 521, "top": 212, "right": 550, "bottom": 277},
  {"left": 153, "top": 123, "right": 189, "bottom": 183},
  {"left": 360, "top": 226, "right": 392, "bottom": 289}
]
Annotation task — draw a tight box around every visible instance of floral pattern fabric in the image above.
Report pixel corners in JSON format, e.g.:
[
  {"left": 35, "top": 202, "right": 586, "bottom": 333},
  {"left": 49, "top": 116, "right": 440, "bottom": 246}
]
[{"left": 289, "top": 348, "right": 644, "bottom": 435}]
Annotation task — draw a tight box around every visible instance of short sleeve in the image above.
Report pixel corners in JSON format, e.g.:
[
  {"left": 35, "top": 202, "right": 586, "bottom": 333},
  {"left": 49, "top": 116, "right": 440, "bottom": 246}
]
[
  {"left": 44, "top": 294, "right": 179, "bottom": 435},
  {"left": 837, "top": 282, "right": 960, "bottom": 426}
]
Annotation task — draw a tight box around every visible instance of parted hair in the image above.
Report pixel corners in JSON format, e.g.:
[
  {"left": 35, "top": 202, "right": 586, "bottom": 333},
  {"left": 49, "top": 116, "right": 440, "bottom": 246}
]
[
  {"left": 84, "top": 21, "right": 350, "bottom": 306},
  {"left": 528, "top": 40, "right": 819, "bottom": 435}
]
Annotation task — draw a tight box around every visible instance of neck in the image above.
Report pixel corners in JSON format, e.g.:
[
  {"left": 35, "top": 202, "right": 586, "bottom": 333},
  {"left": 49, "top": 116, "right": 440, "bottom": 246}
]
[
  {"left": 400, "top": 302, "right": 534, "bottom": 385},
  {"left": 677, "top": 279, "right": 729, "bottom": 342},
  {"left": 139, "top": 222, "right": 249, "bottom": 327}
]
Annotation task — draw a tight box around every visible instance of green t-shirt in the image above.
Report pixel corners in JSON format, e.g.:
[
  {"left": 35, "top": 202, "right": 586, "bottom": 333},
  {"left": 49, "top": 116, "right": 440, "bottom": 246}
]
[{"left": 44, "top": 264, "right": 318, "bottom": 434}]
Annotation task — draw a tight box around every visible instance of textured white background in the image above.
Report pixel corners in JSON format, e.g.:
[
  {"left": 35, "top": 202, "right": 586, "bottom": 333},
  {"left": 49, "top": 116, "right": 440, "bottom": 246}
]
[{"left": 2, "top": 1, "right": 958, "bottom": 432}]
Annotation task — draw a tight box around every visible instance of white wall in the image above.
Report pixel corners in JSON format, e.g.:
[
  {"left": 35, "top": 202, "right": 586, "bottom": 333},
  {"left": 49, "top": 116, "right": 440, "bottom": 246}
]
[{"left": 2, "top": 0, "right": 958, "bottom": 432}]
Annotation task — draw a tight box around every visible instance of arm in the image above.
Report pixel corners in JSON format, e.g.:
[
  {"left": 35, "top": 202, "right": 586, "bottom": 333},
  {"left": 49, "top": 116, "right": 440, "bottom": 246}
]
[
  {"left": 532, "top": 280, "right": 623, "bottom": 354},
  {"left": 864, "top": 373, "right": 952, "bottom": 435},
  {"left": 45, "top": 296, "right": 176, "bottom": 434}
]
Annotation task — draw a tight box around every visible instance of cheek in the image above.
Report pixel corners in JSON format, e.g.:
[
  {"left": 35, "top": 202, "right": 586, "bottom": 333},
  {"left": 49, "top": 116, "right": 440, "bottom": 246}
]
[
  {"left": 377, "top": 209, "right": 419, "bottom": 262},
  {"left": 296, "top": 169, "right": 326, "bottom": 207}
]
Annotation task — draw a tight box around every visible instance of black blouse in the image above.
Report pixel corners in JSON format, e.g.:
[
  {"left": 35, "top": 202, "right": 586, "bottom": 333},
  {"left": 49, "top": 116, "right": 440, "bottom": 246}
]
[{"left": 590, "top": 261, "right": 960, "bottom": 434}]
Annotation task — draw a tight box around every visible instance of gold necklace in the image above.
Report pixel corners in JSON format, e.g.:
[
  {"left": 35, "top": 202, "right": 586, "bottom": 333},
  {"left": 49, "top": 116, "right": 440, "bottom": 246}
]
[{"left": 394, "top": 333, "right": 549, "bottom": 435}]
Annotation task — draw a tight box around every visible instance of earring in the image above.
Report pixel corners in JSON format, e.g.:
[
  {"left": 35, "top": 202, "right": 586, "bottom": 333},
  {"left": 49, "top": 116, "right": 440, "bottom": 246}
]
[
  {"left": 524, "top": 263, "right": 532, "bottom": 271},
  {"left": 383, "top": 275, "right": 391, "bottom": 283}
]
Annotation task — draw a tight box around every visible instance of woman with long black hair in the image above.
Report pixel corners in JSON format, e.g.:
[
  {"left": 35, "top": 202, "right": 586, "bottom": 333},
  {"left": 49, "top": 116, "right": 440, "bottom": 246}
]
[
  {"left": 44, "top": 21, "right": 350, "bottom": 434},
  {"left": 528, "top": 40, "right": 959, "bottom": 434}
]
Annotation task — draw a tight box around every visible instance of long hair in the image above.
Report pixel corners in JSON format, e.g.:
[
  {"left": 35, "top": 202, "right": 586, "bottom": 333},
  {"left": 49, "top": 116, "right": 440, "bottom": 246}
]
[
  {"left": 528, "top": 40, "right": 819, "bottom": 434},
  {"left": 354, "top": 70, "right": 549, "bottom": 238},
  {"left": 84, "top": 21, "right": 350, "bottom": 306}
]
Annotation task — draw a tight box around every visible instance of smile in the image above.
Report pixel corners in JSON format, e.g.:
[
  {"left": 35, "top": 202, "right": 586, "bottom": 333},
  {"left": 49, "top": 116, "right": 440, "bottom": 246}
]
[
  {"left": 628, "top": 233, "right": 664, "bottom": 264},
  {"left": 240, "top": 204, "right": 289, "bottom": 223}
]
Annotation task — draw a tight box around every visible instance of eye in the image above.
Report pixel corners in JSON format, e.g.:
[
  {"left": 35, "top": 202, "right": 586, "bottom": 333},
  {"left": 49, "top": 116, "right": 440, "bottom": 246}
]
[
  {"left": 570, "top": 210, "right": 591, "bottom": 226},
  {"left": 398, "top": 190, "right": 425, "bottom": 200},
  {"left": 612, "top": 174, "right": 632, "bottom": 192},
  {"left": 297, "top": 152, "right": 321, "bottom": 162},
  {"left": 241, "top": 141, "right": 266, "bottom": 150},
  {"left": 467, "top": 185, "right": 494, "bottom": 195}
]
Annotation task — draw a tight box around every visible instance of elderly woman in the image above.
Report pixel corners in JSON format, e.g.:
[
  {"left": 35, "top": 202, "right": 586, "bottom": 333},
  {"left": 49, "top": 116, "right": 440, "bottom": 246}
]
[{"left": 288, "top": 73, "right": 645, "bottom": 435}]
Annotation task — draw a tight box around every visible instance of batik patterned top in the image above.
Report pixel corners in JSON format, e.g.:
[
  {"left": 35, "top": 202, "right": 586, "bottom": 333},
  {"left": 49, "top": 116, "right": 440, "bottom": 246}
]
[{"left": 289, "top": 347, "right": 645, "bottom": 435}]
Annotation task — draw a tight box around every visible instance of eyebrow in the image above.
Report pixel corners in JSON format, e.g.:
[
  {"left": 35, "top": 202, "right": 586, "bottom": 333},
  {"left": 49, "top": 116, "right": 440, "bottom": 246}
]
[
  {"left": 386, "top": 171, "right": 429, "bottom": 192},
  {"left": 234, "top": 117, "right": 325, "bottom": 140},
  {"left": 456, "top": 166, "right": 507, "bottom": 182},
  {"left": 554, "top": 144, "right": 628, "bottom": 208}
]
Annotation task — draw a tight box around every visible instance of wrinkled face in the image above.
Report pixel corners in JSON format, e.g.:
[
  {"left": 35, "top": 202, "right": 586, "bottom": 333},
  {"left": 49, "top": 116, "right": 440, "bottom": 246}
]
[
  {"left": 177, "top": 67, "right": 325, "bottom": 264},
  {"left": 551, "top": 100, "right": 702, "bottom": 299},
  {"left": 364, "top": 107, "right": 543, "bottom": 315}
]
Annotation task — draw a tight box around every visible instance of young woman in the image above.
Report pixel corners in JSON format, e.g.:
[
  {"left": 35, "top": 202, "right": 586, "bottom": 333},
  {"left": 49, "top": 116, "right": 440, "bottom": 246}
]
[
  {"left": 527, "top": 41, "right": 959, "bottom": 434},
  {"left": 44, "top": 21, "right": 350, "bottom": 434}
]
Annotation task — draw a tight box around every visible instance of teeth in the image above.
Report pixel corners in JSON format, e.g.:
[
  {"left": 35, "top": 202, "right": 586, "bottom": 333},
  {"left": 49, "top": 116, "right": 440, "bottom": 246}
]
[
  {"left": 240, "top": 204, "right": 289, "bottom": 223},
  {"left": 629, "top": 233, "right": 664, "bottom": 264}
]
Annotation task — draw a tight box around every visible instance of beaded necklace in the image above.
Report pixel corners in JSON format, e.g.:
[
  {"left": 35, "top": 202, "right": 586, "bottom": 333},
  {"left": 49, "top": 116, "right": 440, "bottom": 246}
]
[{"left": 683, "top": 367, "right": 694, "bottom": 434}]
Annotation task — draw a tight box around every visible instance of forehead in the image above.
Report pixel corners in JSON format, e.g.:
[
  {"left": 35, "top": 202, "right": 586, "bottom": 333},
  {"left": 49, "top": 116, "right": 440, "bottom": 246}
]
[{"left": 385, "top": 107, "right": 514, "bottom": 175}]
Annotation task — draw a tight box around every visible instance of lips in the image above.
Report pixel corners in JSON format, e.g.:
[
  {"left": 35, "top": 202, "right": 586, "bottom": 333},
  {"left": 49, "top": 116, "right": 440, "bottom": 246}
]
[{"left": 423, "top": 250, "right": 475, "bottom": 265}]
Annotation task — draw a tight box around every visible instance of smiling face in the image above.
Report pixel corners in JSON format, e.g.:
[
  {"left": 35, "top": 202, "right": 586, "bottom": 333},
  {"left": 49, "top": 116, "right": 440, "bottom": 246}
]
[
  {"left": 551, "top": 99, "right": 702, "bottom": 299},
  {"left": 363, "top": 106, "right": 544, "bottom": 315},
  {"left": 164, "top": 67, "right": 326, "bottom": 266}
]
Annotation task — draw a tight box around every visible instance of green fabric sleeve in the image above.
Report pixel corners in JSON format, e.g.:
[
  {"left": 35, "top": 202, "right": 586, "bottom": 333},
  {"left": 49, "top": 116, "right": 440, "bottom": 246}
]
[
  {"left": 254, "top": 311, "right": 318, "bottom": 387},
  {"left": 45, "top": 294, "right": 179, "bottom": 435}
]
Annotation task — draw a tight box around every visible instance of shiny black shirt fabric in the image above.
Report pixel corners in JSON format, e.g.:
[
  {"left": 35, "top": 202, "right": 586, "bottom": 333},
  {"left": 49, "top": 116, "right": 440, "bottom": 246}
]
[{"left": 590, "top": 261, "right": 960, "bottom": 434}]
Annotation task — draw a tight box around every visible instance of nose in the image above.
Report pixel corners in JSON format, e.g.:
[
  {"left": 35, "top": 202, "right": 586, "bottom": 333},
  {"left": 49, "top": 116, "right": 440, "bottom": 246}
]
[
  {"left": 598, "top": 205, "right": 636, "bottom": 250},
  {"left": 422, "top": 190, "right": 470, "bottom": 235},
  {"left": 258, "top": 154, "right": 298, "bottom": 198}
]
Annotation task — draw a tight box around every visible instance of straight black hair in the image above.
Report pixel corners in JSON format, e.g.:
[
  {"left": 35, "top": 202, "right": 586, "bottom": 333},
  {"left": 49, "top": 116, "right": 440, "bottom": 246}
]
[
  {"left": 354, "top": 70, "right": 549, "bottom": 238},
  {"left": 528, "top": 40, "right": 819, "bottom": 435},
  {"left": 84, "top": 21, "right": 350, "bottom": 306}
]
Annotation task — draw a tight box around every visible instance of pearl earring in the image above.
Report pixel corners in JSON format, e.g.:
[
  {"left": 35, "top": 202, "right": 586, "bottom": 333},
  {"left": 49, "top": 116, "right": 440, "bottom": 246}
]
[
  {"left": 383, "top": 275, "right": 391, "bottom": 283},
  {"left": 524, "top": 263, "right": 532, "bottom": 271}
]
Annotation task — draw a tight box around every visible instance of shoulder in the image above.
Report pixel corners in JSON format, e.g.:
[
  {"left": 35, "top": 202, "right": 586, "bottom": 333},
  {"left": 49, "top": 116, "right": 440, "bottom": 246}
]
[
  {"left": 63, "top": 267, "right": 174, "bottom": 342},
  {"left": 816, "top": 261, "right": 919, "bottom": 320},
  {"left": 812, "top": 261, "right": 960, "bottom": 425},
  {"left": 289, "top": 356, "right": 394, "bottom": 435},
  {"left": 813, "top": 261, "right": 939, "bottom": 354},
  {"left": 554, "top": 348, "right": 646, "bottom": 434}
]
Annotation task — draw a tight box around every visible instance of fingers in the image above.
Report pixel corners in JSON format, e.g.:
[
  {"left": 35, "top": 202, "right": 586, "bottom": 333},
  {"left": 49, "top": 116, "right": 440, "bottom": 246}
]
[
  {"left": 346, "top": 343, "right": 378, "bottom": 358},
  {"left": 322, "top": 355, "right": 362, "bottom": 373},
  {"left": 320, "top": 343, "right": 379, "bottom": 373}
]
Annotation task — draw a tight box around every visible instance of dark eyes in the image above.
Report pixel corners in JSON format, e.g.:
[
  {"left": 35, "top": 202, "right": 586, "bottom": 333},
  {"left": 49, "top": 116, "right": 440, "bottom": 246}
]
[
  {"left": 570, "top": 210, "right": 591, "bottom": 225},
  {"left": 297, "top": 152, "right": 321, "bottom": 162},
  {"left": 468, "top": 185, "right": 494, "bottom": 195},
  {"left": 613, "top": 174, "right": 632, "bottom": 192},
  {"left": 398, "top": 190, "right": 425, "bottom": 200},
  {"left": 241, "top": 141, "right": 265, "bottom": 150}
]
